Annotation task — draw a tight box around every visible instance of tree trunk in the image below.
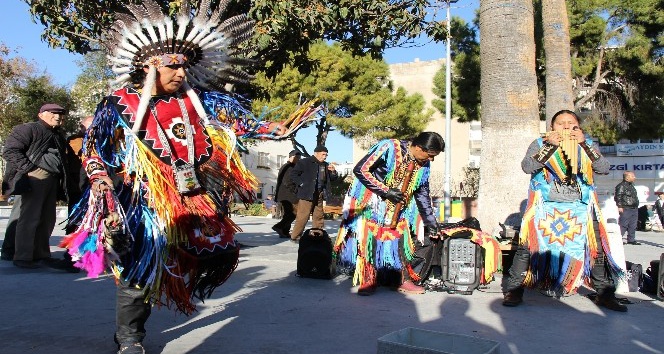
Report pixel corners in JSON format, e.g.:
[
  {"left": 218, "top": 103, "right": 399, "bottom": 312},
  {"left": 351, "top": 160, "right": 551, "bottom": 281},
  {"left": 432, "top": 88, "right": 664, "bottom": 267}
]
[
  {"left": 542, "top": 0, "right": 574, "bottom": 127},
  {"left": 477, "top": 0, "right": 540, "bottom": 233}
]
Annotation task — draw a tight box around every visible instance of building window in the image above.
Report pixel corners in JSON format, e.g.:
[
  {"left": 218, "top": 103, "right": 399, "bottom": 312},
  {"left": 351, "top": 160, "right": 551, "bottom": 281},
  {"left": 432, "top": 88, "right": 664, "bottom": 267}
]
[
  {"left": 257, "top": 152, "right": 270, "bottom": 168},
  {"left": 277, "top": 155, "right": 287, "bottom": 167}
]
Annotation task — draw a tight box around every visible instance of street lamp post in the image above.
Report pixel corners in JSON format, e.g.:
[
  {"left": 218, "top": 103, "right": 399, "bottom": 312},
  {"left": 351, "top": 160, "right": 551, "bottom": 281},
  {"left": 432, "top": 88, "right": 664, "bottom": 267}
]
[{"left": 443, "top": 0, "right": 458, "bottom": 221}]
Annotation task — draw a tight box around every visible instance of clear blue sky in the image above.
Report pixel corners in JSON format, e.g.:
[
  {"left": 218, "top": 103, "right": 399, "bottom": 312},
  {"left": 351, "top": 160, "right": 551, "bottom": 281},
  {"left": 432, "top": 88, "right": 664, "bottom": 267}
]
[{"left": 1, "top": 1, "right": 478, "bottom": 163}]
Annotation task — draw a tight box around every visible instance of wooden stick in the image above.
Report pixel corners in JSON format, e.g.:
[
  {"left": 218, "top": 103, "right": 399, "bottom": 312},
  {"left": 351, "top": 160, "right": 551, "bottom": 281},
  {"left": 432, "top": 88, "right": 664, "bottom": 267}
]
[{"left": 389, "top": 161, "right": 415, "bottom": 229}]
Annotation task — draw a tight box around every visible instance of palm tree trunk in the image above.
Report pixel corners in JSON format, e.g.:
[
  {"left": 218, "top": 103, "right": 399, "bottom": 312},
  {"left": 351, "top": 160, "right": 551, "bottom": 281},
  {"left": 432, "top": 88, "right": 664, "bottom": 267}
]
[
  {"left": 542, "top": 0, "right": 574, "bottom": 127},
  {"left": 477, "top": 0, "right": 540, "bottom": 232}
]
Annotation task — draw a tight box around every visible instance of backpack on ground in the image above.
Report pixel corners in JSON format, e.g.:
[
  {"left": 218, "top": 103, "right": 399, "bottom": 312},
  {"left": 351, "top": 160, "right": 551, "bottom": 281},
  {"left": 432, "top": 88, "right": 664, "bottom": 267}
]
[
  {"left": 297, "top": 228, "right": 336, "bottom": 279},
  {"left": 625, "top": 261, "right": 643, "bottom": 292}
]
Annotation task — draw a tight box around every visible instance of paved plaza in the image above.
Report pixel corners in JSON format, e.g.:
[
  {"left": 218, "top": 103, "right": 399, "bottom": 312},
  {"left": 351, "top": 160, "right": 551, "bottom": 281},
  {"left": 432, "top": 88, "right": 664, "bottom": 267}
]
[{"left": 1, "top": 208, "right": 663, "bottom": 354}]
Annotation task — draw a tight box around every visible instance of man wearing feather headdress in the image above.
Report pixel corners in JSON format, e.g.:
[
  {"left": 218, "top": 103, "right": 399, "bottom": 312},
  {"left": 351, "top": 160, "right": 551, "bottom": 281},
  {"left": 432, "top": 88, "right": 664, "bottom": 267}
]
[
  {"left": 60, "top": 1, "right": 319, "bottom": 353},
  {"left": 334, "top": 132, "right": 445, "bottom": 296}
]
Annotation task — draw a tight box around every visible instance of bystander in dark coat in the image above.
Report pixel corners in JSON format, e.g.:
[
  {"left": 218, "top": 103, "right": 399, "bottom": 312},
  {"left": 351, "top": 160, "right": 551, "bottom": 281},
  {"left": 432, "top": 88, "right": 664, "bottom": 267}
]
[
  {"left": 289, "top": 145, "right": 338, "bottom": 241},
  {"left": 615, "top": 171, "right": 640, "bottom": 244},
  {"left": 272, "top": 150, "right": 301, "bottom": 238},
  {"left": 1, "top": 103, "right": 73, "bottom": 269}
]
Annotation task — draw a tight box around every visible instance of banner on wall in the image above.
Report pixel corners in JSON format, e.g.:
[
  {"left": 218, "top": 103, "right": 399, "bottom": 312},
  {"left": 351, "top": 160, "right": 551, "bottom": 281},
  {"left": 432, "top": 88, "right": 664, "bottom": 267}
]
[
  {"left": 616, "top": 143, "right": 664, "bottom": 157},
  {"left": 595, "top": 155, "right": 664, "bottom": 204}
]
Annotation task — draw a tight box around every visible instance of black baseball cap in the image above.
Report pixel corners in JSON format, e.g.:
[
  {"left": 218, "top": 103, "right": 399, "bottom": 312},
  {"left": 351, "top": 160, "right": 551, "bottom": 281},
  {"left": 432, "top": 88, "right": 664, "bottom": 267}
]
[{"left": 289, "top": 150, "right": 302, "bottom": 157}]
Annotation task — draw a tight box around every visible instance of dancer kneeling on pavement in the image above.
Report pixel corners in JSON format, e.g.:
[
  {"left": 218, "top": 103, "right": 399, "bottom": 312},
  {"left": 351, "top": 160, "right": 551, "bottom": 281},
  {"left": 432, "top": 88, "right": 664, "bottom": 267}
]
[
  {"left": 502, "top": 110, "right": 627, "bottom": 312},
  {"left": 334, "top": 132, "right": 445, "bottom": 296}
]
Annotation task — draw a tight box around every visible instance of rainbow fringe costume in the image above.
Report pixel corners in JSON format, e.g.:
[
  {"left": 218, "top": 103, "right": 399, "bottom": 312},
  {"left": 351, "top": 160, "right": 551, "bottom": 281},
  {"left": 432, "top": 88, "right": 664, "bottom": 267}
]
[
  {"left": 62, "top": 88, "right": 319, "bottom": 314},
  {"left": 518, "top": 138, "right": 623, "bottom": 294},
  {"left": 334, "top": 139, "right": 431, "bottom": 286}
]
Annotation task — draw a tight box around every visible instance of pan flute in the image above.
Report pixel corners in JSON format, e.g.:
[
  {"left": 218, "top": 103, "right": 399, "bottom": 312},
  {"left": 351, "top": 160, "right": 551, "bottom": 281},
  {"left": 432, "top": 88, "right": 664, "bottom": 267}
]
[{"left": 546, "top": 130, "right": 578, "bottom": 175}]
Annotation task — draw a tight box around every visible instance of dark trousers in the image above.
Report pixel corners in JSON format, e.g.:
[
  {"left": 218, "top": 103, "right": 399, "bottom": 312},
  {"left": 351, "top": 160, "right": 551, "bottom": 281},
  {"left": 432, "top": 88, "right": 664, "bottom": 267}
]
[
  {"left": 1, "top": 196, "right": 21, "bottom": 258},
  {"left": 116, "top": 283, "right": 151, "bottom": 345},
  {"left": 619, "top": 208, "right": 638, "bottom": 242},
  {"left": 14, "top": 169, "right": 58, "bottom": 261},
  {"left": 273, "top": 200, "right": 297, "bottom": 233},
  {"left": 504, "top": 218, "right": 615, "bottom": 298}
]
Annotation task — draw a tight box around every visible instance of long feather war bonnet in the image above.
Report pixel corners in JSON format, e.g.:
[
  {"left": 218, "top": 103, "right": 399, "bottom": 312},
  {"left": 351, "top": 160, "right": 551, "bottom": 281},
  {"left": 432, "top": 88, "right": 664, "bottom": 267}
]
[{"left": 101, "top": 0, "right": 255, "bottom": 132}]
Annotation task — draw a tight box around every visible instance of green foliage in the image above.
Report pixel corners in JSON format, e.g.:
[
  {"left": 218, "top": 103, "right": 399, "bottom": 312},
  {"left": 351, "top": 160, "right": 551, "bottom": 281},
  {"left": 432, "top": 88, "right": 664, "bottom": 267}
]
[
  {"left": 581, "top": 113, "right": 621, "bottom": 144},
  {"left": 70, "top": 50, "right": 114, "bottom": 116},
  {"left": 25, "top": 0, "right": 448, "bottom": 78},
  {"left": 235, "top": 203, "right": 269, "bottom": 216},
  {"left": 433, "top": 3, "right": 663, "bottom": 142},
  {"left": 252, "top": 42, "right": 432, "bottom": 141},
  {"left": 567, "top": 0, "right": 664, "bottom": 141},
  {"left": 431, "top": 17, "right": 481, "bottom": 122},
  {"left": 0, "top": 43, "right": 37, "bottom": 138},
  {"left": 1, "top": 75, "right": 76, "bottom": 141}
]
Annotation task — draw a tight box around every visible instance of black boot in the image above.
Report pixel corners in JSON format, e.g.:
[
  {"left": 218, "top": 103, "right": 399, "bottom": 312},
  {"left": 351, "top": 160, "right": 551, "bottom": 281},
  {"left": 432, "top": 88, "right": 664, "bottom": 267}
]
[
  {"left": 502, "top": 288, "right": 524, "bottom": 307},
  {"left": 594, "top": 294, "right": 628, "bottom": 312}
]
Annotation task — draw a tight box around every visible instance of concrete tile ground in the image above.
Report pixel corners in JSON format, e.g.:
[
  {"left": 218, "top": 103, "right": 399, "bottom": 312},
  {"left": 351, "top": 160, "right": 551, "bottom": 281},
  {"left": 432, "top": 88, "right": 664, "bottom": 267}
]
[{"left": 1, "top": 210, "right": 663, "bottom": 354}]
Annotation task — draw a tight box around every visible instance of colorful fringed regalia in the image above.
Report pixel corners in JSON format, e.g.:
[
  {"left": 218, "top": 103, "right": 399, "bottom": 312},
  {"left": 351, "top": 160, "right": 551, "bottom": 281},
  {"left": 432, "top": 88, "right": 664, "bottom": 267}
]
[
  {"left": 518, "top": 137, "right": 623, "bottom": 294},
  {"left": 57, "top": 0, "right": 322, "bottom": 315},
  {"left": 61, "top": 88, "right": 320, "bottom": 314},
  {"left": 334, "top": 139, "right": 433, "bottom": 287}
]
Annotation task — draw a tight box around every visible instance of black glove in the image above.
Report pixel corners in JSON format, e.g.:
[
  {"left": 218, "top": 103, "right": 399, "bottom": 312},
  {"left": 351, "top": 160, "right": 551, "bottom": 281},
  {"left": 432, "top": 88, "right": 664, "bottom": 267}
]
[
  {"left": 424, "top": 225, "right": 440, "bottom": 239},
  {"left": 384, "top": 188, "right": 405, "bottom": 204}
]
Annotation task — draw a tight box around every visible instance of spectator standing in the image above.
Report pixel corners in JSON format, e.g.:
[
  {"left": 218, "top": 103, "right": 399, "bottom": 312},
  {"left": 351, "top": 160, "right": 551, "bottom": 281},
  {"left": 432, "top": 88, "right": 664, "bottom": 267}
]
[
  {"left": 1, "top": 103, "right": 72, "bottom": 269},
  {"left": 502, "top": 110, "right": 626, "bottom": 312},
  {"left": 334, "top": 132, "right": 444, "bottom": 295},
  {"left": 272, "top": 150, "right": 302, "bottom": 238},
  {"left": 289, "top": 145, "right": 338, "bottom": 242},
  {"left": 0, "top": 196, "right": 21, "bottom": 260},
  {"left": 263, "top": 195, "right": 277, "bottom": 216},
  {"left": 655, "top": 192, "right": 664, "bottom": 228},
  {"left": 615, "top": 171, "right": 640, "bottom": 245}
]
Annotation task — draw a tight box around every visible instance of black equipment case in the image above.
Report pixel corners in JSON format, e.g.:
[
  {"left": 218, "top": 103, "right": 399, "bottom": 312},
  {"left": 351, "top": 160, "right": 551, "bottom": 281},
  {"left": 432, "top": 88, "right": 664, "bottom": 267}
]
[{"left": 297, "top": 228, "right": 336, "bottom": 279}]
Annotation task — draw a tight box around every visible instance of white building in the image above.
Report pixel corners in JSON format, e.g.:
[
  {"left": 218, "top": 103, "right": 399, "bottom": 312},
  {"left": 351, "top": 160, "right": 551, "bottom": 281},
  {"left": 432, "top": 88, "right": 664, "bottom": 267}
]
[{"left": 241, "top": 140, "right": 294, "bottom": 199}]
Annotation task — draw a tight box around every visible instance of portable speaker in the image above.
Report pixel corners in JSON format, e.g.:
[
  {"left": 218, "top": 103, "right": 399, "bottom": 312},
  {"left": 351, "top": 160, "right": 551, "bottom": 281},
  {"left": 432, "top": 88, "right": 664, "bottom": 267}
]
[{"left": 440, "top": 236, "right": 482, "bottom": 294}]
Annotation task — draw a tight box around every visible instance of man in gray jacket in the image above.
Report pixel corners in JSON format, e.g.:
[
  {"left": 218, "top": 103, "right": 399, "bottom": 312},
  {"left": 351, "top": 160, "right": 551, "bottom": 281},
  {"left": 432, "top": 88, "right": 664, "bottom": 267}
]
[
  {"left": 1, "top": 103, "right": 72, "bottom": 269},
  {"left": 615, "top": 171, "right": 640, "bottom": 245}
]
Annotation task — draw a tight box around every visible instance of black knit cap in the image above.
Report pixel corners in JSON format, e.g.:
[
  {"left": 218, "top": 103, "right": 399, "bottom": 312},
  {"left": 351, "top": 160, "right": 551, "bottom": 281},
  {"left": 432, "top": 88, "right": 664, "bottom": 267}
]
[
  {"left": 313, "top": 145, "right": 328, "bottom": 153},
  {"left": 289, "top": 150, "right": 302, "bottom": 157}
]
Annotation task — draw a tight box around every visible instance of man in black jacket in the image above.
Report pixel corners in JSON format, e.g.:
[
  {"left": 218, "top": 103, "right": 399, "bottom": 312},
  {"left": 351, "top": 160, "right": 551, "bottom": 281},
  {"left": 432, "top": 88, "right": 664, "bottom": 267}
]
[
  {"left": 272, "top": 150, "right": 302, "bottom": 238},
  {"left": 615, "top": 171, "right": 640, "bottom": 245},
  {"left": 655, "top": 192, "right": 664, "bottom": 229},
  {"left": 289, "top": 145, "right": 338, "bottom": 242},
  {"left": 1, "top": 103, "right": 72, "bottom": 269}
]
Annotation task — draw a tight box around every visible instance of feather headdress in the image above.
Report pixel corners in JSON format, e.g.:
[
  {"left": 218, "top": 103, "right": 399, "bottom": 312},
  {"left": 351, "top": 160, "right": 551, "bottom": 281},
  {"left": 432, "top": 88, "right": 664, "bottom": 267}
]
[{"left": 101, "top": 0, "right": 255, "bottom": 132}]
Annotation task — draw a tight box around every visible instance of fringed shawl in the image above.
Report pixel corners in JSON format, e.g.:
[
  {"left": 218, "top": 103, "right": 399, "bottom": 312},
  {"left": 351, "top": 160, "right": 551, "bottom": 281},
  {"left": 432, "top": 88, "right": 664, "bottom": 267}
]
[{"left": 518, "top": 138, "right": 623, "bottom": 294}]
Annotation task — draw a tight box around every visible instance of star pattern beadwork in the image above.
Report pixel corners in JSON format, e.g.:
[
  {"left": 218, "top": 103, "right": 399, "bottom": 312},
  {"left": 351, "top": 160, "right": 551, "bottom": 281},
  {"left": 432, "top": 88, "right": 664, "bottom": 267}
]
[
  {"left": 538, "top": 209, "right": 582, "bottom": 246},
  {"left": 165, "top": 118, "right": 190, "bottom": 146}
]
